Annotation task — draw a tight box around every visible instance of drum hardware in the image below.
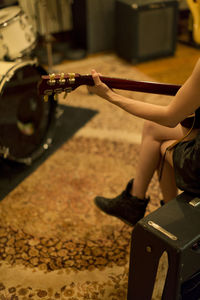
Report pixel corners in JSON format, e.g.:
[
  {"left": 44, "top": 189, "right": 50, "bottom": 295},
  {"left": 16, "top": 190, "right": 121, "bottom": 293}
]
[
  {"left": 0, "top": 68, "right": 14, "bottom": 83},
  {"left": 40, "top": 0, "right": 54, "bottom": 73},
  {"left": 43, "top": 138, "right": 52, "bottom": 150},
  {"left": 18, "top": 157, "right": 32, "bottom": 165},
  {"left": 17, "top": 120, "right": 35, "bottom": 136},
  {"left": 55, "top": 106, "right": 64, "bottom": 119},
  {"left": 0, "top": 146, "right": 9, "bottom": 158}
]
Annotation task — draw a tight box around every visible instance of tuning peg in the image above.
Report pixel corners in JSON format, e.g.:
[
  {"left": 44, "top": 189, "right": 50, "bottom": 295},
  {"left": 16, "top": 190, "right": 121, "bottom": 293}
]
[
  {"left": 68, "top": 73, "right": 75, "bottom": 84},
  {"left": 63, "top": 87, "right": 72, "bottom": 100},
  {"left": 63, "top": 92, "right": 68, "bottom": 99},
  {"left": 43, "top": 95, "right": 49, "bottom": 102},
  {"left": 48, "top": 73, "right": 56, "bottom": 85},
  {"left": 59, "top": 72, "right": 66, "bottom": 84}
]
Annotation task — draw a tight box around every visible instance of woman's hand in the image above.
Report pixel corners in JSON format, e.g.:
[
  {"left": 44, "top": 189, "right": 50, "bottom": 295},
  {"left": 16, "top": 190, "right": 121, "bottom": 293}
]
[{"left": 87, "top": 69, "right": 114, "bottom": 100}]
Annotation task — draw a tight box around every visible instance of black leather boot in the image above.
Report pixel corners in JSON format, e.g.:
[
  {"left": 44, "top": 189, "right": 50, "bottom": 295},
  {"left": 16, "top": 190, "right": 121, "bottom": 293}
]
[{"left": 94, "top": 179, "right": 150, "bottom": 226}]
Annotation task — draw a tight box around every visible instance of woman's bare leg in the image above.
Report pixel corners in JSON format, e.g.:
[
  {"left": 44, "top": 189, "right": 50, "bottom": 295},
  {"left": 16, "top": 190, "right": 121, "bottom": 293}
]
[
  {"left": 130, "top": 121, "right": 183, "bottom": 200},
  {"left": 157, "top": 158, "right": 178, "bottom": 203}
]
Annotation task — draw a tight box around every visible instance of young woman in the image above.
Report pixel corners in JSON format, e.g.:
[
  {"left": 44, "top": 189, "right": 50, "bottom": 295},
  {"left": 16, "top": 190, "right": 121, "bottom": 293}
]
[{"left": 87, "top": 59, "right": 200, "bottom": 226}]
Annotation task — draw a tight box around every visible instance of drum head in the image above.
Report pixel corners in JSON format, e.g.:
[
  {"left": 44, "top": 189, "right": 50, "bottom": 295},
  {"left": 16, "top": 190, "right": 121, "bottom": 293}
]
[{"left": 0, "top": 63, "right": 56, "bottom": 162}]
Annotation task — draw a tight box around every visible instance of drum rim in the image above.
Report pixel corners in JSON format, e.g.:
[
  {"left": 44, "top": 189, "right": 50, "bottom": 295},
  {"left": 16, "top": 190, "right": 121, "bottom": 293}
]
[
  {"left": 0, "top": 59, "right": 38, "bottom": 93},
  {"left": 0, "top": 6, "right": 23, "bottom": 27}
]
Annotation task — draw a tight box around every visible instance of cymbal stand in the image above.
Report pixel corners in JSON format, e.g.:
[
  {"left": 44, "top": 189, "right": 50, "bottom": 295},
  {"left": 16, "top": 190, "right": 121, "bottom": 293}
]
[{"left": 41, "top": 0, "right": 53, "bottom": 73}]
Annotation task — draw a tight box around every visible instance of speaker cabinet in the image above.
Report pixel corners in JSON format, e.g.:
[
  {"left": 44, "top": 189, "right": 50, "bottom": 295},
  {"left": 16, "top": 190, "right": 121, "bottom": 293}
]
[
  {"left": 72, "top": 0, "right": 115, "bottom": 53},
  {"left": 115, "top": 0, "right": 179, "bottom": 63},
  {"left": 127, "top": 192, "right": 200, "bottom": 300}
]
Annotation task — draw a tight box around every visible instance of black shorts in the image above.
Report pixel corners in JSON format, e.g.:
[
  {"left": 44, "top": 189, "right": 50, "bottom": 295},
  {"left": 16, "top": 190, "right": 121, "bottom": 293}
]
[{"left": 173, "top": 131, "right": 200, "bottom": 195}]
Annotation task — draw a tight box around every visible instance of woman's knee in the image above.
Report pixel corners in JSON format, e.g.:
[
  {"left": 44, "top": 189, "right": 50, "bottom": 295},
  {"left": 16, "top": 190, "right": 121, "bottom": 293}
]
[
  {"left": 142, "top": 120, "right": 160, "bottom": 140},
  {"left": 142, "top": 121, "right": 182, "bottom": 142}
]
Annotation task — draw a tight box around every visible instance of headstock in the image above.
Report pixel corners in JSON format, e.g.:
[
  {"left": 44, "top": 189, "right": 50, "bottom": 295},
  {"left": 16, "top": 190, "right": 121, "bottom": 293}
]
[{"left": 37, "top": 72, "right": 87, "bottom": 102}]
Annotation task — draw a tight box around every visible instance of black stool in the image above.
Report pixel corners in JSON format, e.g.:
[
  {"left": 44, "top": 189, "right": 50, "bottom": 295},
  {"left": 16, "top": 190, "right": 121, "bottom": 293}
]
[{"left": 127, "top": 192, "right": 200, "bottom": 300}]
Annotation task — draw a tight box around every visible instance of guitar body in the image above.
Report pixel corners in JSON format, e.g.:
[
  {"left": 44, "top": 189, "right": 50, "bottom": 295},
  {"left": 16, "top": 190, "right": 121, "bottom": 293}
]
[{"left": 186, "top": 0, "right": 200, "bottom": 44}]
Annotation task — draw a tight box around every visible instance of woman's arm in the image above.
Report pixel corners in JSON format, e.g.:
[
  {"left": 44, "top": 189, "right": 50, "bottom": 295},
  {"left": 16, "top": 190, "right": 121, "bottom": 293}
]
[{"left": 88, "top": 60, "right": 200, "bottom": 128}]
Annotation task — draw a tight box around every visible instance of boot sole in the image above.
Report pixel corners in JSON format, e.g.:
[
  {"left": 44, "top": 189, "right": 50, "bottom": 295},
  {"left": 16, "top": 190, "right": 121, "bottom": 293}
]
[{"left": 94, "top": 198, "right": 135, "bottom": 226}]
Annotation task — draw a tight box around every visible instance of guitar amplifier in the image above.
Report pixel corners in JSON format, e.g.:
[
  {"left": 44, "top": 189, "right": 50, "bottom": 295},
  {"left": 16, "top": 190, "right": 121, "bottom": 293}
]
[
  {"left": 72, "top": 0, "right": 115, "bottom": 53},
  {"left": 127, "top": 192, "right": 200, "bottom": 300},
  {"left": 115, "top": 0, "right": 179, "bottom": 63}
]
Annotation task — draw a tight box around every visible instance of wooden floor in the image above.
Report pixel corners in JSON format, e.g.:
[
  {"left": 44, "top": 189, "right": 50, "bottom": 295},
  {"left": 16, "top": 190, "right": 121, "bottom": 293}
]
[
  {"left": 85, "top": 42, "right": 200, "bottom": 85},
  {"left": 135, "top": 42, "right": 200, "bottom": 84}
]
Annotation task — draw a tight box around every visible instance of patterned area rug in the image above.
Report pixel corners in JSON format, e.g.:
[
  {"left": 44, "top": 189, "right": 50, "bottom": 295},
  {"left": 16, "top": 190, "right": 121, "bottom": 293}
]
[{"left": 0, "top": 54, "right": 171, "bottom": 299}]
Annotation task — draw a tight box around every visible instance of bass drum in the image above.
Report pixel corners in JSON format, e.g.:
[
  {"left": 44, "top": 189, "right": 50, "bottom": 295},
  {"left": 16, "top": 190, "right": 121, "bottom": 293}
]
[{"left": 0, "top": 60, "right": 57, "bottom": 164}]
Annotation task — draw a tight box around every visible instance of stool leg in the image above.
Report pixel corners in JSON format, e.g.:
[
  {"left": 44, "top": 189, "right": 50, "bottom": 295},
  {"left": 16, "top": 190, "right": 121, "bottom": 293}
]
[{"left": 127, "top": 225, "right": 164, "bottom": 300}]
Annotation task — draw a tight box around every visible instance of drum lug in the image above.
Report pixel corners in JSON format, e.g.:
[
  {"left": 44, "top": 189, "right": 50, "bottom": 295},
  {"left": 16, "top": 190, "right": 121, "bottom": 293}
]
[
  {"left": 43, "top": 138, "right": 52, "bottom": 150},
  {"left": 0, "top": 146, "right": 9, "bottom": 158},
  {"left": 19, "top": 157, "right": 32, "bottom": 165},
  {"left": 5, "top": 71, "right": 14, "bottom": 82},
  {"left": 56, "top": 107, "right": 64, "bottom": 119}
]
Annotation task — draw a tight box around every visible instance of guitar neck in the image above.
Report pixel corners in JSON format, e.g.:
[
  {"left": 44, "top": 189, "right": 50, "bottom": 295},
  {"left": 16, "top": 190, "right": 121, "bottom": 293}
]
[
  {"left": 79, "top": 75, "right": 181, "bottom": 96},
  {"left": 39, "top": 73, "right": 182, "bottom": 96}
]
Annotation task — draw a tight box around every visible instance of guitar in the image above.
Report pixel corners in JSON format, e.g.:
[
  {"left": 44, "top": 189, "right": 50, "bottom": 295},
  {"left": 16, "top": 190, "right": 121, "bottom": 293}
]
[
  {"left": 38, "top": 72, "right": 181, "bottom": 101},
  {"left": 186, "top": 0, "right": 200, "bottom": 44}
]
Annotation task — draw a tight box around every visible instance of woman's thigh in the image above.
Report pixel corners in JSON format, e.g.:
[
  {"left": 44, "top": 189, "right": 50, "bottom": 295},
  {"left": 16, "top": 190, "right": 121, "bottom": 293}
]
[{"left": 160, "top": 127, "right": 199, "bottom": 166}]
